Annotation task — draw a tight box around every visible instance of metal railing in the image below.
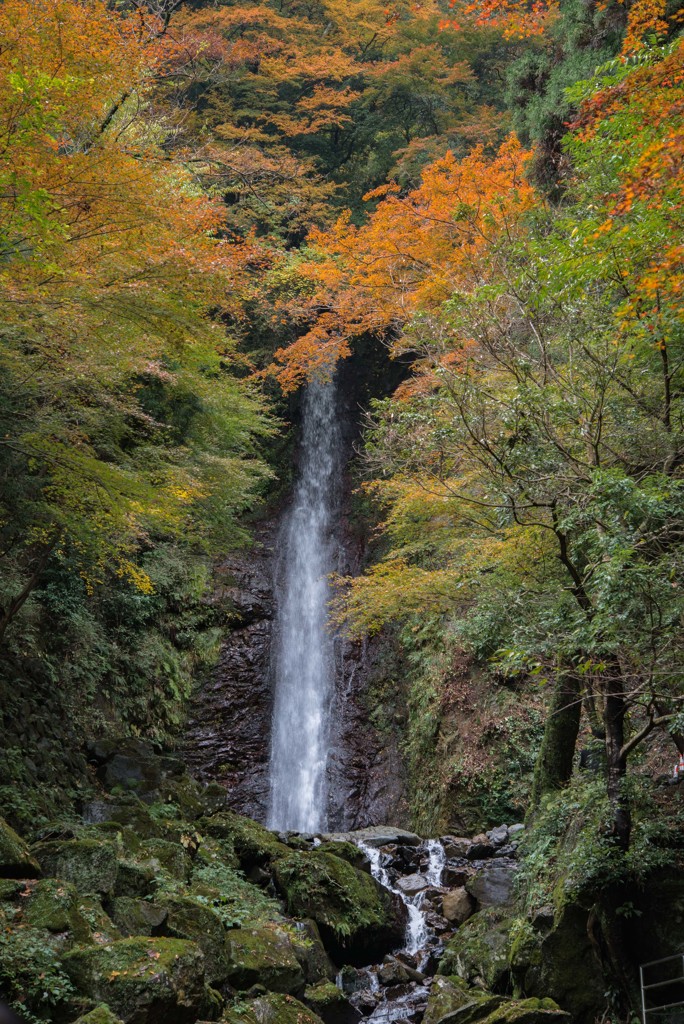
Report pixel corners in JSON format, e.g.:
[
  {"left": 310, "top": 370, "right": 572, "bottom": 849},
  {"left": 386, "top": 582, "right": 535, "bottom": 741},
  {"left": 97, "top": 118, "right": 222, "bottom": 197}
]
[{"left": 641, "top": 954, "right": 684, "bottom": 1024}]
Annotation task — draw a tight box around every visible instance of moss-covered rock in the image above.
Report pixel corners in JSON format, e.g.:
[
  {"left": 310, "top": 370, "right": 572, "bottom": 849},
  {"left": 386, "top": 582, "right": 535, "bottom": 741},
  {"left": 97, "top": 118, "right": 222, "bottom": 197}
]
[
  {"left": 423, "top": 976, "right": 505, "bottom": 1024},
  {"left": 74, "top": 1004, "right": 125, "bottom": 1024},
  {"left": 108, "top": 897, "right": 169, "bottom": 937},
  {"left": 272, "top": 850, "right": 406, "bottom": 966},
  {"left": 85, "top": 799, "right": 164, "bottom": 841},
  {"left": 159, "top": 895, "right": 230, "bottom": 986},
  {"left": 304, "top": 981, "right": 361, "bottom": 1024},
  {"left": 218, "top": 993, "right": 325, "bottom": 1024},
  {"left": 31, "top": 839, "right": 118, "bottom": 896},
  {"left": 226, "top": 922, "right": 306, "bottom": 994},
  {"left": 478, "top": 998, "right": 570, "bottom": 1024},
  {"left": 197, "top": 813, "right": 289, "bottom": 871},
  {"left": 314, "top": 843, "right": 367, "bottom": 870},
  {"left": 290, "top": 919, "right": 336, "bottom": 984},
  {"left": 438, "top": 908, "right": 513, "bottom": 992},
  {"left": 23, "top": 879, "right": 107, "bottom": 944},
  {"left": 114, "top": 858, "right": 158, "bottom": 898},
  {"left": 517, "top": 905, "right": 605, "bottom": 1024},
  {"left": 0, "top": 815, "right": 41, "bottom": 877},
  {"left": 62, "top": 936, "right": 209, "bottom": 1024},
  {"left": 424, "top": 979, "right": 568, "bottom": 1024},
  {"left": 138, "top": 838, "right": 192, "bottom": 881}
]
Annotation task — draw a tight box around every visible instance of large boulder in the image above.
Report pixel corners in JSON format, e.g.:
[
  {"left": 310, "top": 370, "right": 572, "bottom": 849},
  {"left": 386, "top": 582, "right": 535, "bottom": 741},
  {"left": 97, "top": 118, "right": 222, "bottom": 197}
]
[
  {"left": 0, "top": 816, "right": 40, "bottom": 877},
  {"left": 304, "top": 981, "right": 362, "bottom": 1024},
  {"left": 466, "top": 862, "right": 517, "bottom": 909},
  {"left": 321, "top": 827, "right": 421, "bottom": 848},
  {"left": 442, "top": 888, "right": 475, "bottom": 926},
  {"left": 62, "top": 936, "right": 209, "bottom": 1024},
  {"left": 273, "top": 850, "right": 406, "bottom": 965},
  {"left": 438, "top": 907, "right": 513, "bottom": 992},
  {"left": 424, "top": 977, "right": 569, "bottom": 1024},
  {"left": 424, "top": 975, "right": 507, "bottom": 1024},
  {"left": 290, "top": 919, "right": 336, "bottom": 984},
  {"left": 514, "top": 904, "right": 606, "bottom": 1024},
  {"left": 226, "top": 922, "right": 306, "bottom": 994},
  {"left": 21, "top": 878, "right": 120, "bottom": 947},
  {"left": 217, "top": 993, "right": 326, "bottom": 1024},
  {"left": 31, "top": 839, "right": 118, "bottom": 896},
  {"left": 197, "top": 813, "right": 289, "bottom": 872},
  {"left": 74, "top": 1007, "right": 125, "bottom": 1024},
  {"left": 158, "top": 895, "right": 230, "bottom": 986}
]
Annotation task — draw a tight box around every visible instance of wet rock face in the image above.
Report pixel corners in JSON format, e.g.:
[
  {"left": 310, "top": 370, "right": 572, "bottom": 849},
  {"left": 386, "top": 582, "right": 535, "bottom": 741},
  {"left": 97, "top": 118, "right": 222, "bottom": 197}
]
[
  {"left": 183, "top": 524, "right": 277, "bottom": 821},
  {"left": 182, "top": 503, "right": 410, "bottom": 830}
]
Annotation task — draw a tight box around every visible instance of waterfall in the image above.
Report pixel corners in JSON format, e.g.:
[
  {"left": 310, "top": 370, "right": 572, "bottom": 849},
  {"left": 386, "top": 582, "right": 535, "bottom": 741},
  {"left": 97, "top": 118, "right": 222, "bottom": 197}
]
[{"left": 267, "top": 380, "right": 341, "bottom": 833}]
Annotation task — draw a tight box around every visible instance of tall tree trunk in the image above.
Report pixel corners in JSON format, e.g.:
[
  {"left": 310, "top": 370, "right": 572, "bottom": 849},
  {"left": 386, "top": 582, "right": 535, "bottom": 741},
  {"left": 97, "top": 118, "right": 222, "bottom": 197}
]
[
  {"left": 531, "top": 671, "right": 581, "bottom": 806},
  {"left": 603, "top": 669, "right": 631, "bottom": 850}
]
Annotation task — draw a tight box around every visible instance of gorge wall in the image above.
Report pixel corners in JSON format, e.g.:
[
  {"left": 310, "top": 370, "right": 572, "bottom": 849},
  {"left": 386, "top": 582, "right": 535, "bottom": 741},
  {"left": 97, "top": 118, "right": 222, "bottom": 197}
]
[{"left": 184, "top": 354, "right": 410, "bottom": 831}]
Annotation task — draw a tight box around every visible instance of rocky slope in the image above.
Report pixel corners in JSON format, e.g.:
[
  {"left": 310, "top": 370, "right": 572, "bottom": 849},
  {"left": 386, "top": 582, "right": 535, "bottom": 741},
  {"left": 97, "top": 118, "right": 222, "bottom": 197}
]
[{"left": 0, "top": 741, "right": 579, "bottom": 1024}]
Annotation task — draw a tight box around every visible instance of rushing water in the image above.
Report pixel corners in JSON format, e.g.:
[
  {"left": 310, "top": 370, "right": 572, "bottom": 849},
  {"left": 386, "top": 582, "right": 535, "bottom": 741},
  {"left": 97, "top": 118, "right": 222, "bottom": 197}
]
[
  {"left": 357, "top": 839, "right": 446, "bottom": 960},
  {"left": 267, "top": 380, "right": 341, "bottom": 833}
]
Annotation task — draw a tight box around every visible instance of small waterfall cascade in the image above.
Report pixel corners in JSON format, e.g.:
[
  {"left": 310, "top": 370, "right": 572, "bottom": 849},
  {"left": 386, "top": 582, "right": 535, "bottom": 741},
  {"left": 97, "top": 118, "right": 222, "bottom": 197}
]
[
  {"left": 267, "top": 380, "right": 342, "bottom": 834},
  {"left": 357, "top": 838, "right": 446, "bottom": 961}
]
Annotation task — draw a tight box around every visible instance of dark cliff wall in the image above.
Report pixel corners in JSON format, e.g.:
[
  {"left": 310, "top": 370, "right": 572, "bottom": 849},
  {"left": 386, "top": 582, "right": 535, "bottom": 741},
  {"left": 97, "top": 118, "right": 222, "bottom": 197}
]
[{"left": 183, "top": 343, "right": 412, "bottom": 829}]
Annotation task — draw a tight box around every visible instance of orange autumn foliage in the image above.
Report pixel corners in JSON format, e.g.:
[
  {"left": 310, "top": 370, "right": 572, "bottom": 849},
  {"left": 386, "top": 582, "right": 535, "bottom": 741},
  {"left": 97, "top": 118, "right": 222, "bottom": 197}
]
[
  {"left": 270, "top": 135, "right": 535, "bottom": 390},
  {"left": 0, "top": 0, "right": 256, "bottom": 348}
]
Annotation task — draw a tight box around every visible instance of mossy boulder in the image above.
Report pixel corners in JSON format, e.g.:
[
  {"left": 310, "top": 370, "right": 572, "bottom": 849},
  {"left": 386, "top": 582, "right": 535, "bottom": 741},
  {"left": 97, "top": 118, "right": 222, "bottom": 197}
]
[
  {"left": 24, "top": 879, "right": 91, "bottom": 937},
  {"left": 31, "top": 839, "right": 118, "bottom": 896},
  {"left": 314, "top": 842, "right": 367, "bottom": 871},
  {"left": 197, "top": 813, "right": 289, "bottom": 871},
  {"left": 0, "top": 878, "right": 119, "bottom": 951},
  {"left": 424, "top": 976, "right": 506, "bottom": 1024},
  {"left": 158, "top": 895, "right": 230, "bottom": 985},
  {"left": 74, "top": 1005, "right": 125, "bottom": 1024},
  {"left": 84, "top": 799, "right": 164, "bottom": 841},
  {"left": 226, "top": 922, "right": 306, "bottom": 994},
  {"left": 272, "top": 850, "right": 406, "bottom": 965},
  {"left": 62, "top": 936, "right": 209, "bottom": 1024},
  {"left": 108, "top": 897, "right": 169, "bottom": 937},
  {"left": 137, "top": 838, "right": 192, "bottom": 881},
  {"left": 438, "top": 908, "right": 513, "bottom": 992},
  {"left": 478, "top": 998, "right": 570, "bottom": 1024},
  {"left": 290, "top": 919, "right": 336, "bottom": 984},
  {"left": 517, "top": 905, "right": 605, "bottom": 1024},
  {"left": 218, "top": 993, "right": 325, "bottom": 1024},
  {"left": 114, "top": 859, "right": 158, "bottom": 898},
  {"left": 304, "top": 981, "right": 361, "bottom": 1024},
  {"left": 0, "top": 815, "right": 41, "bottom": 877},
  {"left": 424, "top": 979, "right": 568, "bottom": 1024}
]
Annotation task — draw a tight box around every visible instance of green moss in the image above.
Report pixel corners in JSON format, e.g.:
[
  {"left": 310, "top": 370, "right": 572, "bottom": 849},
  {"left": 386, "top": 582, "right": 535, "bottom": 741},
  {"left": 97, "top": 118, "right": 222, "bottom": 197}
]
[
  {"left": 272, "top": 850, "right": 404, "bottom": 965},
  {"left": 74, "top": 1005, "right": 124, "bottom": 1024},
  {"left": 438, "top": 908, "right": 514, "bottom": 992},
  {"left": 0, "top": 815, "right": 40, "bottom": 877},
  {"left": 226, "top": 922, "right": 305, "bottom": 994},
  {"left": 188, "top": 849, "right": 282, "bottom": 928},
  {"left": 197, "top": 813, "right": 288, "bottom": 870},
  {"left": 138, "top": 838, "right": 192, "bottom": 881},
  {"left": 314, "top": 842, "right": 365, "bottom": 868},
  {"left": 62, "top": 936, "right": 209, "bottom": 1024},
  {"left": 221, "top": 993, "right": 325, "bottom": 1024},
  {"left": 160, "top": 894, "right": 230, "bottom": 986},
  {"left": 31, "top": 839, "right": 118, "bottom": 896}
]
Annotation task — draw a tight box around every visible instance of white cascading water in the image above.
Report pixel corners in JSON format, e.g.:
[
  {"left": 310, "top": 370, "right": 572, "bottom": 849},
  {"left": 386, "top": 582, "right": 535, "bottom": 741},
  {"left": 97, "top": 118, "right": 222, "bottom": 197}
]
[
  {"left": 357, "top": 839, "right": 445, "bottom": 959},
  {"left": 267, "top": 380, "right": 341, "bottom": 834}
]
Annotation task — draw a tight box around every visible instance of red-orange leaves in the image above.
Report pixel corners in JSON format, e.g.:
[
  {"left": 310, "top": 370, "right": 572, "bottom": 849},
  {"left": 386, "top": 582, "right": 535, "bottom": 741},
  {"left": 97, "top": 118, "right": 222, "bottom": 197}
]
[{"left": 269, "top": 135, "right": 535, "bottom": 390}]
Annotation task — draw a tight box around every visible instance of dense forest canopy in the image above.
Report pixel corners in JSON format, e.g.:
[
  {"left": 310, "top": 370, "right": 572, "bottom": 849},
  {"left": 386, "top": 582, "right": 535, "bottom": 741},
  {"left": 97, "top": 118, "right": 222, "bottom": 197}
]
[{"left": 0, "top": 0, "right": 684, "bottom": 1018}]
